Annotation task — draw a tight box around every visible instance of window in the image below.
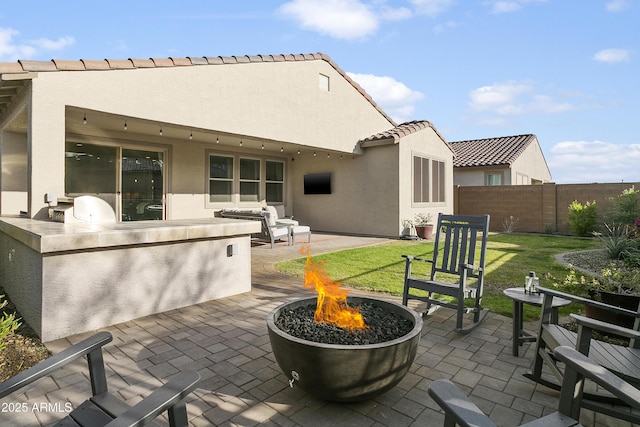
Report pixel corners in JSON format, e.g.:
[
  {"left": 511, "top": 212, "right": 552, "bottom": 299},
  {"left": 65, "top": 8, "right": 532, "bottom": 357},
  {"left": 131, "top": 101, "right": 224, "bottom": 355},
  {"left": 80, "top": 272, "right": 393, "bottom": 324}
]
[
  {"left": 413, "top": 155, "right": 430, "bottom": 203},
  {"left": 65, "top": 142, "right": 117, "bottom": 195},
  {"left": 413, "top": 155, "right": 446, "bottom": 204},
  {"left": 319, "top": 73, "right": 330, "bottom": 92},
  {"left": 486, "top": 173, "right": 502, "bottom": 186},
  {"left": 432, "top": 160, "right": 445, "bottom": 203},
  {"left": 266, "top": 161, "right": 284, "bottom": 203},
  {"left": 209, "top": 155, "right": 234, "bottom": 202},
  {"left": 239, "top": 158, "right": 260, "bottom": 202}
]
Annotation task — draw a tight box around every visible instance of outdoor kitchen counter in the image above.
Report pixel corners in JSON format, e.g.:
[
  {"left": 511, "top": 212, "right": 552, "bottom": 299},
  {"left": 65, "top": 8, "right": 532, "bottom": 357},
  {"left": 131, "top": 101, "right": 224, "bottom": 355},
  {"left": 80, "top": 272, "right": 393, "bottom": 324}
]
[
  {"left": 0, "top": 217, "right": 261, "bottom": 342},
  {"left": 0, "top": 217, "right": 260, "bottom": 253}
]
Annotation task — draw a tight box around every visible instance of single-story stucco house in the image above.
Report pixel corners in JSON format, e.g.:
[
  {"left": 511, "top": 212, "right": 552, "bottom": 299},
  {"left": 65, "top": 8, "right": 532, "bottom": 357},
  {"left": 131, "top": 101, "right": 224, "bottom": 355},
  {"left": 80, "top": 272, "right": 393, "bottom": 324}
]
[
  {"left": 450, "top": 134, "right": 552, "bottom": 186},
  {"left": 0, "top": 52, "right": 453, "bottom": 236},
  {"left": 0, "top": 52, "right": 454, "bottom": 340}
]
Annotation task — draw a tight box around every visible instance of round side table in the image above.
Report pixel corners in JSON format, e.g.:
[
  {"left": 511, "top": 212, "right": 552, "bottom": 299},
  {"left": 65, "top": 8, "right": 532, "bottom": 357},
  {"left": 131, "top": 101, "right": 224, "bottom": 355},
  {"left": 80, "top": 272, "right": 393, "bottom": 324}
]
[{"left": 503, "top": 287, "right": 571, "bottom": 357}]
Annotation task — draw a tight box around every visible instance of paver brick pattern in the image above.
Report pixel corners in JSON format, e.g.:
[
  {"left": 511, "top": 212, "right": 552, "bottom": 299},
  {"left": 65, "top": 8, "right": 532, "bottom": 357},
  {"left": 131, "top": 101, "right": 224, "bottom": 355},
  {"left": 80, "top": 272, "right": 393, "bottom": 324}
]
[{"left": 0, "top": 234, "right": 633, "bottom": 426}]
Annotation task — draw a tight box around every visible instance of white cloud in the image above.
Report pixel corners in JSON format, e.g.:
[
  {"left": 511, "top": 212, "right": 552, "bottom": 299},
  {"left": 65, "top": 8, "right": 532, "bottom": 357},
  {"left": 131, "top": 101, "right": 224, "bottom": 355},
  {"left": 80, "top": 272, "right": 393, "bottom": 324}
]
[
  {"left": 548, "top": 140, "right": 640, "bottom": 183},
  {"left": 0, "top": 27, "right": 75, "bottom": 61},
  {"left": 592, "top": 48, "right": 630, "bottom": 63},
  {"left": 606, "top": 0, "right": 630, "bottom": 12},
  {"left": 30, "top": 36, "right": 75, "bottom": 51},
  {"left": 468, "top": 80, "right": 576, "bottom": 121},
  {"left": 278, "top": 0, "right": 379, "bottom": 40},
  {"left": 347, "top": 72, "right": 424, "bottom": 122},
  {"left": 278, "top": 0, "right": 414, "bottom": 40},
  {"left": 409, "top": 0, "right": 456, "bottom": 17},
  {"left": 487, "top": 0, "right": 548, "bottom": 14}
]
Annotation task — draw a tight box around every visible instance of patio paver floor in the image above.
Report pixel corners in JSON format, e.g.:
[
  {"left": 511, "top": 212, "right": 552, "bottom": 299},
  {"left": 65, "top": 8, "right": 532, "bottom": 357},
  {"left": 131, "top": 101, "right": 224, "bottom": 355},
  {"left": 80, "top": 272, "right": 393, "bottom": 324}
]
[{"left": 0, "top": 233, "right": 632, "bottom": 426}]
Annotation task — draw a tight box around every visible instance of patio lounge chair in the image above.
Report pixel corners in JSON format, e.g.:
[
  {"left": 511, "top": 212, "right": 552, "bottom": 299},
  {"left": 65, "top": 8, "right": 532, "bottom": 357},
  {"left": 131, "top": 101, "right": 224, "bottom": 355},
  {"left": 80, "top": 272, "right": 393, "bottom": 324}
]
[
  {"left": 525, "top": 286, "right": 640, "bottom": 424},
  {"left": 0, "top": 331, "right": 200, "bottom": 426},
  {"left": 401, "top": 213, "right": 490, "bottom": 333},
  {"left": 429, "top": 345, "right": 640, "bottom": 427}
]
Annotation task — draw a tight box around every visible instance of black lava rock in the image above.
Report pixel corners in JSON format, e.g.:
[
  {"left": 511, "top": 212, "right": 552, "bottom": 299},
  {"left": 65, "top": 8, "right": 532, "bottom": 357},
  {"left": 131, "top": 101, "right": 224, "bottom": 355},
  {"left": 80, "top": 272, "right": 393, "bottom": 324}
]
[{"left": 275, "top": 302, "right": 413, "bottom": 345}]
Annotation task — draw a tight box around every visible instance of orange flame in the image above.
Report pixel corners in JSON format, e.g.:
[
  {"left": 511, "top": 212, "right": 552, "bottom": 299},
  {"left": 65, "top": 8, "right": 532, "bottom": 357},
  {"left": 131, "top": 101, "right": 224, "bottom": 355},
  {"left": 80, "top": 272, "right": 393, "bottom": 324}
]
[{"left": 302, "top": 246, "right": 366, "bottom": 331}]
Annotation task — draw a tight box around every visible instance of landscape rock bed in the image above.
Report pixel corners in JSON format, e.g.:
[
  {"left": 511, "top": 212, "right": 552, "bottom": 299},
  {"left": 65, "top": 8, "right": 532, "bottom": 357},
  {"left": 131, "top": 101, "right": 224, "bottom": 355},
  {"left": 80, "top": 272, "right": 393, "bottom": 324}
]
[{"left": 275, "top": 302, "right": 414, "bottom": 345}]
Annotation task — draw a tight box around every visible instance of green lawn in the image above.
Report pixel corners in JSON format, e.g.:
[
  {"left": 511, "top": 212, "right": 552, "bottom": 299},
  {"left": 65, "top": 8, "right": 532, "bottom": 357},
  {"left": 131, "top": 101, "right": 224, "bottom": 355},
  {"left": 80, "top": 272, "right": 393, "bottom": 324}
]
[{"left": 275, "top": 233, "right": 600, "bottom": 321}]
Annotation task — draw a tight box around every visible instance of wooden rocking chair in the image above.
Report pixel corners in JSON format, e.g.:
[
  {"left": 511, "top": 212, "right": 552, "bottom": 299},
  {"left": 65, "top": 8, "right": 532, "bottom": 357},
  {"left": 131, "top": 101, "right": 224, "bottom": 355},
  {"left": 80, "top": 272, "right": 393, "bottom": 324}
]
[{"left": 401, "top": 213, "right": 490, "bottom": 333}]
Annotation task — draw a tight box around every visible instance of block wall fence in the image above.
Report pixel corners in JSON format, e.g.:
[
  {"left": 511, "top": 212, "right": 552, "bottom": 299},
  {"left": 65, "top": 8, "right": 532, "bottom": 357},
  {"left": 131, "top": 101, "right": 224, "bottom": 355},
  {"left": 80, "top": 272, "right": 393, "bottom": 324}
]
[{"left": 454, "top": 182, "right": 640, "bottom": 235}]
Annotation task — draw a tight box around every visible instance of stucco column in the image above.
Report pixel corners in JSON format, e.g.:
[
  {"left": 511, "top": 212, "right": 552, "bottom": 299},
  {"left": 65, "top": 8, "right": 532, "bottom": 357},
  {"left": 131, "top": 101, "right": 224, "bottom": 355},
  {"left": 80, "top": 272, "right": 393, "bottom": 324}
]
[{"left": 29, "top": 84, "right": 66, "bottom": 219}]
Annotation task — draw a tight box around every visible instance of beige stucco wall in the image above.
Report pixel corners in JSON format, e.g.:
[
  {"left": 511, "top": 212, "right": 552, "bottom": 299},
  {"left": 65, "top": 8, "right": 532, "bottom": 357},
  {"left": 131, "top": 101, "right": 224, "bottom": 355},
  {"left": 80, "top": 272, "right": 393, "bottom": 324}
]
[
  {"left": 291, "top": 145, "right": 400, "bottom": 236},
  {"left": 288, "top": 126, "right": 454, "bottom": 237},
  {"left": 23, "top": 59, "right": 393, "bottom": 220},
  {"left": 453, "top": 167, "right": 511, "bottom": 186},
  {"left": 510, "top": 138, "right": 552, "bottom": 184},
  {"left": 0, "top": 130, "right": 28, "bottom": 215},
  {"left": 398, "top": 130, "right": 454, "bottom": 230}
]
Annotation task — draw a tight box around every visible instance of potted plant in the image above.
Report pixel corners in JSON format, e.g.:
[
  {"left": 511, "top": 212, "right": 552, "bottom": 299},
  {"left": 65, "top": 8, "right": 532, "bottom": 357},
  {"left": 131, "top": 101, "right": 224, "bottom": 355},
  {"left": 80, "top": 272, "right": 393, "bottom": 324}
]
[
  {"left": 413, "top": 213, "right": 434, "bottom": 240},
  {"left": 400, "top": 219, "right": 418, "bottom": 240},
  {"left": 586, "top": 264, "right": 640, "bottom": 328}
]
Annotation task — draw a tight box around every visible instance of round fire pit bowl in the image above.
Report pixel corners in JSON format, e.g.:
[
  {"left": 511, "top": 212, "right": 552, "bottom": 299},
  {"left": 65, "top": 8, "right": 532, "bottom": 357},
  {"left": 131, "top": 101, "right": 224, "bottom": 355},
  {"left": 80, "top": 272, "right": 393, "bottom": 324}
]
[{"left": 267, "top": 296, "right": 423, "bottom": 402}]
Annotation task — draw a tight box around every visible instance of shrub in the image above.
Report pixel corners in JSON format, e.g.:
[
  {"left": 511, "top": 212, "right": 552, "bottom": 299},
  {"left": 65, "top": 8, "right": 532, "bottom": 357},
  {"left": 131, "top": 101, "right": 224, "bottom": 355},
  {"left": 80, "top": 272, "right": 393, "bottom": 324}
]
[
  {"left": 596, "top": 223, "right": 640, "bottom": 260},
  {"left": 502, "top": 216, "right": 519, "bottom": 233},
  {"left": 567, "top": 200, "right": 598, "bottom": 237},
  {"left": 549, "top": 267, "right": 598, "bottom": 298},
  {"left": 605, "top": 186, "right": 640, "bottom": 227},
  {"left": 0, "top": 295, "right": 22, "bottom": 352}
]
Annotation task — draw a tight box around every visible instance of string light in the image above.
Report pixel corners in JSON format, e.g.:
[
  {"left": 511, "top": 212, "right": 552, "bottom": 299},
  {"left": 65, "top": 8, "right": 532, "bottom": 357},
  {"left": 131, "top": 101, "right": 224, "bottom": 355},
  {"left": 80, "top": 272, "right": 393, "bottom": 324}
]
[
  {"left": 159, "top": 126, "right": 163, "bottom": 136},
  {"left": 216, "top": 135, "right": 219, "bottom": 144},
  {"left": 280, "top": 146, "right": 284, "bottom": 152},
  {"left": 239, "top": 139, "right": 243, "bottom": 147},
  {"left": 83, "top": 114, "right": 87, "bottom": 125},
  {"left": 261, "top": 144, "right": 265, "bottom": 150},
  {"left": 123, "top": 120, "right": 127, "bottom": 130},
  {"left": 189, "top": 131, "right": 193, "bottom": 140},
  {"left": 297, "top": 148, "right": 301, "bottom": 155}
]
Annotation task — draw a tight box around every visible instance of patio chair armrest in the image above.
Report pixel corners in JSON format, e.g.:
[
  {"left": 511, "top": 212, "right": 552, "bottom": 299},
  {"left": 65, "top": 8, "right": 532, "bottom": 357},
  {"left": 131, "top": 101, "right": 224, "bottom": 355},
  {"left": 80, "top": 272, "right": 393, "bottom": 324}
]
[
  {"left": 461, "top": 263, "right": 483, "bottom": 272},
  {"left": 401, "top": 255, "right": 433, "bottom": 263},
  {"left": 554, "top": 346, "right": 640, "bottom": 408},
  {"left": 570, "top": 313, "right": 640, "bottom": 340},
  {"left": 0, "top": 331, "right": 112, "bottom": 399},
  {"left": 105, "top": 371, "right": 200, "bottom": 427},
  {"left": 428, "top": 379, "right": 497, "bottom": 427},
  {"left": 537, "top": 287, "right": 640, "bottom": 318}
]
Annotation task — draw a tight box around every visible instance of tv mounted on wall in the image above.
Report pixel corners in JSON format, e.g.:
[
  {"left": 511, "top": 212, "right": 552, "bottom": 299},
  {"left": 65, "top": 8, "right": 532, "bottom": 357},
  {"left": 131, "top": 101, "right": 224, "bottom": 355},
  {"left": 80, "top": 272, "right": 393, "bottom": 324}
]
[{"left": 304, "top": 172, "right": 332, "bottom": 195}]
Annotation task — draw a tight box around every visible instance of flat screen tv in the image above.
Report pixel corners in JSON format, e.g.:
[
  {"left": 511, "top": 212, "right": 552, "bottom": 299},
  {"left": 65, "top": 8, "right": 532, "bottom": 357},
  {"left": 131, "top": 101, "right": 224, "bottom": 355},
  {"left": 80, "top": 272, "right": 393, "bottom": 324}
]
[{"left": 304, "top": 172, "right": 332, "bottom": 195}]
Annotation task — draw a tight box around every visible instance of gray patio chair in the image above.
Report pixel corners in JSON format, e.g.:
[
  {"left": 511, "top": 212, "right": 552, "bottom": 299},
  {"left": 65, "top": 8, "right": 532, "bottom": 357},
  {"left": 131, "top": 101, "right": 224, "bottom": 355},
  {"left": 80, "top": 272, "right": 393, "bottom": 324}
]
[
  {"left": 401, "top": 213, "right": 490, "bottom": 333},
  {"left": 429, "top": 345, "right": 640, "bottom": 427},
  {"left": 525, "top": 286, "right": 640, "bottom": 424},
  {"left": 0, "top": 331, "right": 200, "bottom": 426}
]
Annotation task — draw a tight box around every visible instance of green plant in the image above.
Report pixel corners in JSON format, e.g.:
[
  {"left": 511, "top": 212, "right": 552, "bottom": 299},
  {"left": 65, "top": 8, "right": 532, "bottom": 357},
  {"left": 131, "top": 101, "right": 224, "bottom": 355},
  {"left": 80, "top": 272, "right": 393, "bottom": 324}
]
[
  {"left": 567, "top": 200, "right": 598, "bottom": 237},
  {"left": 413, "top": 213, "right": 433, "bottom": 226},
  {"left": 605, "top": 186, "right": 640, "bottom": 227},
  {"left": 596, "top": 264, "right": 640, "bottom": 296},
  {"left": 549, "top": 267, "right": 599, "bottom": 298},
  {"left": 595, "top": 223, "right": 640, "bottom": 260},
  {"left": 544, "top": 223, "right": 556, "bottom": 234},
  {"left": 502, "top": 216, "right": 519, "bottom": 233},
  {"left": 0, "top": 294, "right": 22, "bottom": 352}
]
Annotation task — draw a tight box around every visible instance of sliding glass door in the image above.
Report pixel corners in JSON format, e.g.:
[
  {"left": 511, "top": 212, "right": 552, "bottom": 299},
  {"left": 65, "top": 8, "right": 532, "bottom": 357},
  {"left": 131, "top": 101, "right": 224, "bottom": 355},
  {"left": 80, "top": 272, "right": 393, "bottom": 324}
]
[
  {"left": 121, "top": 149, "right": 164, "bottom": 221},
  {"left": 65, "top": 142, "right": 164, "bottom": 221}
]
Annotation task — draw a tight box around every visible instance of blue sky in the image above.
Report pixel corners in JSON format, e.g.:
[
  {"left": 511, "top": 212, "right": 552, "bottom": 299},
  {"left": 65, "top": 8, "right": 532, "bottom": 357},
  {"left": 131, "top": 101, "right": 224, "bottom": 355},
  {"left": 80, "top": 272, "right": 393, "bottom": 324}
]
[{"left": 1, "top": 0, "right": 638, "bottom": 184}]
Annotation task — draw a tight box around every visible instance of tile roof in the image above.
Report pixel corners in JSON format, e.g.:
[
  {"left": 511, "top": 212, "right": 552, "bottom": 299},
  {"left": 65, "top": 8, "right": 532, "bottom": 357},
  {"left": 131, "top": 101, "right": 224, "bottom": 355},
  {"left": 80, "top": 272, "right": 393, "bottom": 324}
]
[
  {"left": 449, "top": 134, "right": 536, "bottom": 167},
  {"left": 0, "top": 52, "right": 396, "bottom": 126},
  {"left": 359, "top": 120, "right": 449, "bottom": 147}
]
